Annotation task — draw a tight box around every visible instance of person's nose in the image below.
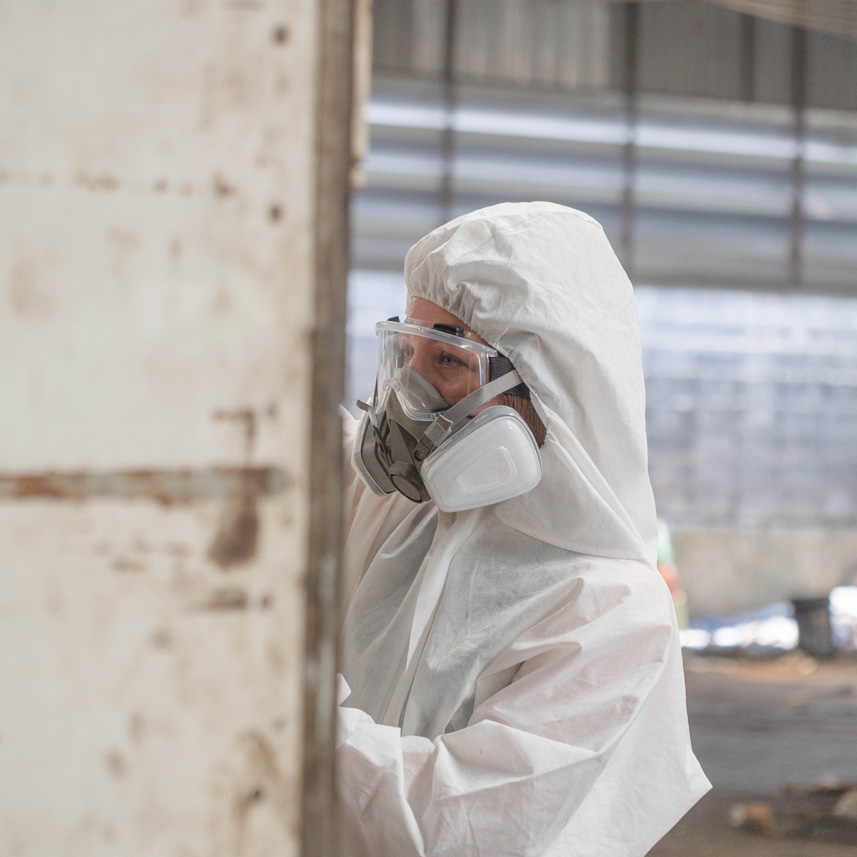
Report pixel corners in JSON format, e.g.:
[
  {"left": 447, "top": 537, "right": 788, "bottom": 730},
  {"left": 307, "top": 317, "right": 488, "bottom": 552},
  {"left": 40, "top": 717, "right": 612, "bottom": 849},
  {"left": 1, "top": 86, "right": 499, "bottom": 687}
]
[{"left": 408, "top": 341, "right": 434, "bottom": 380}]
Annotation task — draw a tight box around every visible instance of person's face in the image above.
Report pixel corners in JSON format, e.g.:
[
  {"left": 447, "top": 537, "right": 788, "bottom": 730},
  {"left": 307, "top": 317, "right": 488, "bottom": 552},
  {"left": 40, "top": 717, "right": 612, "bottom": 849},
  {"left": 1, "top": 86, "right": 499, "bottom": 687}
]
[{"left": 404, "top": 297, "right": 500, "bottom": 412}]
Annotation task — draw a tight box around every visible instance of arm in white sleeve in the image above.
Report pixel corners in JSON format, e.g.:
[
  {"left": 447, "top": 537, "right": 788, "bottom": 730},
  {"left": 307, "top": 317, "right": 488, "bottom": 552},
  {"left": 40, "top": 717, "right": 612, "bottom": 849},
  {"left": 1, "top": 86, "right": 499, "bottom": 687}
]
[
  {"left": 340, "top": 406, "right": 361, "bottom": 494},
  {"left": 336, "top": 571, "right": 684, "bottom": 857}
]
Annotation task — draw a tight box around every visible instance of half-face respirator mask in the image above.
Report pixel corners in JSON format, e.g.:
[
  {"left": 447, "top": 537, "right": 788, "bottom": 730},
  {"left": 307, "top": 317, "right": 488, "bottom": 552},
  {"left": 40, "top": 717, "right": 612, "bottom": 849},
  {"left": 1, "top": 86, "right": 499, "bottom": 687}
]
[{"left": 353, "top": 317, "right": 543, "bottom": 512}]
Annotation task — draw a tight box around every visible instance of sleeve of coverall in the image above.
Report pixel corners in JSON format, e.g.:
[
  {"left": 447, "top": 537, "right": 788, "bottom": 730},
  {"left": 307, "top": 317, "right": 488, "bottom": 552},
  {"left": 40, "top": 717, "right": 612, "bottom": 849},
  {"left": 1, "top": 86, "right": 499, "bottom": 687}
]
[
  {"left": 340, "top": 406, "right": 361, "bottom": 492},
  {"left": 340, "top": 407, "right": 373, "bottom": 530},
  {"left": 335, "top": 569, "right": 681, "bottom": 857}
]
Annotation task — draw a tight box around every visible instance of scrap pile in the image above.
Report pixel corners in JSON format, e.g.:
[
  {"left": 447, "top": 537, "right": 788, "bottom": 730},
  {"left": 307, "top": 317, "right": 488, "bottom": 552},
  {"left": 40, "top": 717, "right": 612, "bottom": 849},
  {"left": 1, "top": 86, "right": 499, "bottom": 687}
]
[{"left": 730, "top": 781, "right": 857, "bottom": 845}]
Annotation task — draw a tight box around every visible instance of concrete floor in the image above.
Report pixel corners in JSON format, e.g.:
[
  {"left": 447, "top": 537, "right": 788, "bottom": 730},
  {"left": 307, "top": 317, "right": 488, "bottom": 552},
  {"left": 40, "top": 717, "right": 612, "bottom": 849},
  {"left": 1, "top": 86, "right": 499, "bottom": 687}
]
[{"left": 649, "top": 652, "right": 857, "bottom": 856}]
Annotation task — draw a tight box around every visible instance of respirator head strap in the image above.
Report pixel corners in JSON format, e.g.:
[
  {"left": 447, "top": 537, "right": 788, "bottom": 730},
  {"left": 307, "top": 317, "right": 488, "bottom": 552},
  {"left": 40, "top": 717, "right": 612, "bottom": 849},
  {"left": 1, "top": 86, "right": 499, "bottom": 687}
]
[
  {"left": 489, "top": 355, "right": 530, "bottom": 400},
  {"left": 413, "top": 369, "right": 525, "bottom": 462}
]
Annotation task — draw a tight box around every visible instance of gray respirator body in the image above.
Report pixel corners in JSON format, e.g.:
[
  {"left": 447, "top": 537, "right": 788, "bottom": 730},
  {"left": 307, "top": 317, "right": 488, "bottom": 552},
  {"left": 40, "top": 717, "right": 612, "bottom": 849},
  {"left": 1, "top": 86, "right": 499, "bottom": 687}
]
[{"left": 353, "top": 320, "right": 543, "bottom": 513}]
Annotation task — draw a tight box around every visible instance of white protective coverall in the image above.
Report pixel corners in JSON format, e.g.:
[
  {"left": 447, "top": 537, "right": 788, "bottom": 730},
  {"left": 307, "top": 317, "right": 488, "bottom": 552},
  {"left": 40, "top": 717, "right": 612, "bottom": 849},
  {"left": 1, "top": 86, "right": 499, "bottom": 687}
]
[{"left": 337, "top": 202, "right": 710, "bottom": 857}]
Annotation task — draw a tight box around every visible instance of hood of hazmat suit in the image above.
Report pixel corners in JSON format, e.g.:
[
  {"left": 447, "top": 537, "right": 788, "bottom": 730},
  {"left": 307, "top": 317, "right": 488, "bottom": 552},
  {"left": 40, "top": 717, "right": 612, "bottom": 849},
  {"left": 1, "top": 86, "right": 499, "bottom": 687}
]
[{"left": 337, "top": 202, "right": 710, "bottom": 857}]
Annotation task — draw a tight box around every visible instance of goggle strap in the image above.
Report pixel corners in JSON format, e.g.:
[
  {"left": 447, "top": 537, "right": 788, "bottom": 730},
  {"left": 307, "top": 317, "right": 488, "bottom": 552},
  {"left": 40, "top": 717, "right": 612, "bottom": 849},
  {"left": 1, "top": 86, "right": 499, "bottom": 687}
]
[
  {"left": 489, "top": 355, "right": 530, "bottom": 400},
  {"left": 416, "top": 370, "right": 525, "bottom": 460}
]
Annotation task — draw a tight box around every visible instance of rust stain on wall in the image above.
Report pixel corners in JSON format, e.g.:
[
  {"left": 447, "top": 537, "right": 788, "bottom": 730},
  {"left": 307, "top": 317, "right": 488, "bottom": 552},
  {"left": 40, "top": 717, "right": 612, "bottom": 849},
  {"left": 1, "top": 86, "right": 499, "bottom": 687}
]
[
  {"left": 195, "top": 589, "right": 276, "bottom": 612},
  {"left": 205, "top": 409, "right": 264, "bottom": 567},
  {"left": 131, "top": 537, "right": 151, "bottom": 553},
  {"left": 209, "top": 729, "right": 292, "bottom": 854},
  {"left": 112, "top": 557, "right": 147, "bottom": 573},
  {"left": 10, "top": 258, "right": 50, "bottom": 316},
  {"left": 105, "top": 750, "right": 128, "bottom": 779},
  {"left": 0, "top": 467, "right": 288, "bottom": 504},
  {"left": 271, "top": 24, "right": 290, "bottom": 45},
  {"left": 128, "top": 713, "right": 147, "bottom": 744},
  {"left": 198, "top": 587, "right": 249, "bottom": 611},
  {"left": 208, "top": 493, "right": 259, "bottom": 568},
  {"left": 213, "top": 172, "right": 236, "bottom": 197},
  {"left": 165, "top": 542, "right": 190, "bottom": 557},
  {"left": 74, "top": 171, "right": 119, "bottom": 191},
  {"left": 149, "top": 628, "right": 175, "bottom": 650}
]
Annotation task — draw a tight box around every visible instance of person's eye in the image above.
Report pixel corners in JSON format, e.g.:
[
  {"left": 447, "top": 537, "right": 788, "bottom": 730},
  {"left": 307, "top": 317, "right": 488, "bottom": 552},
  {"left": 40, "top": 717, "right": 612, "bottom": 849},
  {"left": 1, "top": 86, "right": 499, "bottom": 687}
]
[
  {"left": 438, "top": 352, "right": 466, "bottom": 369},
  {"left": 401, "top": 345, "right": 414, "bottom": 361}
]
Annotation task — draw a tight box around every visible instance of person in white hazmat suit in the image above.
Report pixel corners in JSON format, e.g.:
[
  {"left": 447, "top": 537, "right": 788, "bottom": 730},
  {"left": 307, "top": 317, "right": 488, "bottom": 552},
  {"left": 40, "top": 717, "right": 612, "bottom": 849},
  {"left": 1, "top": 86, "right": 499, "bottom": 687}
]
[{"left": 337, "top": 202, "right": 710, "bottom": 857}]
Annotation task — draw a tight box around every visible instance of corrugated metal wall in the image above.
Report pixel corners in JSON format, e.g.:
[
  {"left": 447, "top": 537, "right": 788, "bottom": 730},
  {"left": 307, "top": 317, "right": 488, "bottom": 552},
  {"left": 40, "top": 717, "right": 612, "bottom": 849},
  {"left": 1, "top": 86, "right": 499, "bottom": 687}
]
[
  {"left": 359, "top": 2, "right": 857, "bottom": 293},
  {"left": 348, "top": 1, "right": 857, "bottom": 605},
  {"left": 373, "top": 0, "right": 612, "bottom": 89},
  {"left": 372, "top": 0, "right": 857, "bottom": 110}
]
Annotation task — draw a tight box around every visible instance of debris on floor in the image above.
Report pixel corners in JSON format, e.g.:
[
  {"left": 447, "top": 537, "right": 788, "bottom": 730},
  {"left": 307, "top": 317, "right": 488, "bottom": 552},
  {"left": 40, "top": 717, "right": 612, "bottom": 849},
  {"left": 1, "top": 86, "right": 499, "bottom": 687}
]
[
  {"left": 649, "top": 654, "right": 857, "bottom": 857},
  {"left": 728, "top": 782, "right": 857, "bottom": 845},
  {"left": 681, "top": 586, "right": 857, "bottom": 656}
]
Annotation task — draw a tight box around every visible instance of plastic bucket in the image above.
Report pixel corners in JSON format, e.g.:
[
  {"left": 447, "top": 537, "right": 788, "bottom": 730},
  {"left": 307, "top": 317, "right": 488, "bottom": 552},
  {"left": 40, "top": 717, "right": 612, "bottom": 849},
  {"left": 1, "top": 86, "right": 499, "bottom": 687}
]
[{"left": 792, "top": 596, "right": 835, "bottom": 657}]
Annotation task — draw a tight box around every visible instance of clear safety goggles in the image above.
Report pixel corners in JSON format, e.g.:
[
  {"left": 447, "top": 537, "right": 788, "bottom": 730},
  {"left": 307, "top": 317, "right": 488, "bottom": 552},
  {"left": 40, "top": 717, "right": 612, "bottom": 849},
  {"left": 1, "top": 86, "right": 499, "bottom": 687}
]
[{"left": 374, "top": 318, "right": 498, "bottom": 420}]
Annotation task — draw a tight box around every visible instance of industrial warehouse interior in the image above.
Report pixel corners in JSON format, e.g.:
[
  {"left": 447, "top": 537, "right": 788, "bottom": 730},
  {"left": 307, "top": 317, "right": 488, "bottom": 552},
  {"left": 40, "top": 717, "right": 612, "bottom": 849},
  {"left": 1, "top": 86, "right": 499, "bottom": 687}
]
[
  {"left": 349, "top": 2, "right": 857, "bottom": 854},
  {"left": 1, "top": 1, "right": 856, "bottom": 855}
]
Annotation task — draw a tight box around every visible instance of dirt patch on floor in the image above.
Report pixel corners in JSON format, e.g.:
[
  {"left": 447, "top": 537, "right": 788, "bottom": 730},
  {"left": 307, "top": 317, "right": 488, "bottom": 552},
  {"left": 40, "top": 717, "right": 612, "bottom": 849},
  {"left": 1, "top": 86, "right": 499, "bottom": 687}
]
[{"left": 648, "top": 653, "right": 857, "bottom": 856}]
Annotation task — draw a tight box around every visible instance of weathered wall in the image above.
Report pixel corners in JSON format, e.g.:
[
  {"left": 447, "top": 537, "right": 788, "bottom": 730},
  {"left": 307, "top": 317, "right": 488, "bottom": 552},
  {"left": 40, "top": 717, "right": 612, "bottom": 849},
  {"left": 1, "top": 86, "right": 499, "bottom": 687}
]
[
  {"left": 675, "top": 529, "right": 857, "bottom": 617},
  {"left": 0, "top": 1, "right": 325, "bottom": 854}
]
